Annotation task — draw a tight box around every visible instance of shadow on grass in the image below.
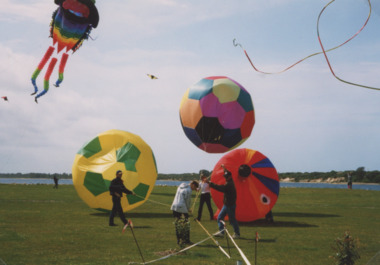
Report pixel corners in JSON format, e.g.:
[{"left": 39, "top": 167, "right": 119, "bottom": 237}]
[
  {"left": 128, "top": 225, "right": 152, "bottom": 229},
  {"left": 151, "top": 192, "right": 174, "bottom": 197},
  {"left": 190, "top": 252, "right": 210, "bottom": 258},
  {"left": 195, "top": 243, "right": 217, "bottom": 249},
  {"left": 274, "top": 212, "right": 340, "bottom": 218},
  {"left": 235, "top": 211, "right": 339, "bottom": 228},
  {"left": 90, "top": 212, "right": 173, "bottom": 219},
  {"left": 257, "top": 238, "right": 277, "bottom": 243},
  {"left": 238, "top": 237, "right": 278, "bottom": 243},
  {"left": 129, "top": 212, "right": 173, "bottom": 218},
  {"left": 239, "top": 219, "right": 318, "bottom": 228}
]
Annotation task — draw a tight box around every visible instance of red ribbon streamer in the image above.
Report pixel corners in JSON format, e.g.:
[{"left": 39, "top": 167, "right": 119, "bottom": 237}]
[{"left": 234, "top": 0, "right": 379, "bottom": 91}]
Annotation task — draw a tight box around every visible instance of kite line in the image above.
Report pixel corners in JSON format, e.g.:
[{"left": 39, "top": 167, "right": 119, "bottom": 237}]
[
  {"left": 130, "top": 221, "right": 145, "bottom": 264},
  {"left": 134, "top": 193, "right": 171, "bottom": 207},
  {"left": 234, "top": 0, "right": 379, "bottom": 91},
  {"left": 128, "top": 232, "right": 218, "bottom": 264},
  {"left": 225, "top": 229, "right": 251, "bottom": 265},
  {"left": 194, "top": 219, "right": 231, "bottom": 259},
  {"left": 123, "top": 220, "right": 145, "bottom": 264},
  {"left": 127, "top": 220, "right": 251, "bottom": 264},
  {"left": 190, "top": 185, "right": 202, "bottom": 213}
]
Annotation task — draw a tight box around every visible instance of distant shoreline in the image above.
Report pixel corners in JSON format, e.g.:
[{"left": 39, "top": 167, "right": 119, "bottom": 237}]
[
  {"left": 0, "top": 177, "right": 379, "bottom": 185},
  {"left": 286, "top": 181, "right": 379, "bottom": 185},
  {"left": 280, "top": 177, "right": 380, "bottom": 185},
  {"left": 157, "top": 178, "right": 379, "bottom": 185}
]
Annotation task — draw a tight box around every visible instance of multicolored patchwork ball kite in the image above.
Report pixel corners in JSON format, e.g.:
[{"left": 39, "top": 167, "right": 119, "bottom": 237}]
[
  {"left": 179, "top": 76, "right": 255, "bottom": 153},
  {"left": 31, "top": 0, "right": 99, "bottom": 103}
]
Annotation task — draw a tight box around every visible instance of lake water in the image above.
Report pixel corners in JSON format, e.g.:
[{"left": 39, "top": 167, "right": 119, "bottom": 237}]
[{"left": 0, "top": 178, "right": 379, "bottom": 191}]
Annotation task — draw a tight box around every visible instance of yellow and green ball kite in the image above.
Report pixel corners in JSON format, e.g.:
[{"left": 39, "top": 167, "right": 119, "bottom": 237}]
[{"left": 72, "top": 129, "right": 158, "bottom": 212}]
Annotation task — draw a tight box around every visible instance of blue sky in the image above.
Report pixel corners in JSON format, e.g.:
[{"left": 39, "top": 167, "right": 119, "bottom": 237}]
[{"left": 0, "top": 0, "right": 379, "bottom": 174}]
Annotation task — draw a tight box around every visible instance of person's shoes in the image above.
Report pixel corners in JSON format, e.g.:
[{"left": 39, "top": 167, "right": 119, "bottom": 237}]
[
  {"left": 232, "top": 233, "right": 240, "bottom": 239},
  {"left": 109, "top": 223, "right": 117, "bottom": 226},
  {"left": 213, "top": 231, "right": 224, "bottom": 238},
  {"left": 184, "top": 241, "right": 194, "bottom": 245}
]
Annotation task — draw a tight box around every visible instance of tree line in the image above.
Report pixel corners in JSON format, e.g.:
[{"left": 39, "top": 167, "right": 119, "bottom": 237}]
[
  {"left": 158, "top": 167, "right": 380, "bottom": 183},
  {"left": 0, "top": 167, "right": 379, "bottom": 183},
  {"left": 279, "top": 167, "right": 380, "bottom": 183}
]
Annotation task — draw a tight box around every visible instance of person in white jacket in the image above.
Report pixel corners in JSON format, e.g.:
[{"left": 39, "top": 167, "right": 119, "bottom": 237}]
[{"left": 171, "top": 180, "right": 199, "bottom": 246}]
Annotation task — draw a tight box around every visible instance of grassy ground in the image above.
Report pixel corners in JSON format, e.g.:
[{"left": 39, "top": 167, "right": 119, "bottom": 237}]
[{"left": 0, "top": 184, "right": 379, "bottom": 265}]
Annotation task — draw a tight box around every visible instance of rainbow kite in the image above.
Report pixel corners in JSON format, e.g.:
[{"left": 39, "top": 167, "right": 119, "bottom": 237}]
[{"left": 31, "top": 0, "right": 99, "bottom": 103}]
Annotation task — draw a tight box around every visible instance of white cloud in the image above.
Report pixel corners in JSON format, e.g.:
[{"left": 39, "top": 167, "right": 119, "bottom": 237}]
[
  {"left": 0, "top": 0, "right": 380, "bottom": 174},
  {"left": 0, "top": 0, "right": 52, "bottom": 24}
]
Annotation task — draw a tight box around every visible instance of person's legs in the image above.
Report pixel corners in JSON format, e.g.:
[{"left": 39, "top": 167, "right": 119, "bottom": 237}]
[
  {"left": 217, "top": 205, "right": 228, "bottom": 233},
  {"left": 114, "top": 197, "right": 127, "bottom": 225},
  {"left": 183, "top": 218, "right": 191, "bottom": 244},
  {"left": 197, "top": 194, "right": 205, "bottom": 220},
  {"left": 226, "top": 205, "right": 240, "bottom": 236},
  {"left": 173, "top": 211, "right": 181, "bottom": 244},
  {"left": 204, "top": 193, "right": 214, "bottom": 219},
  {"left": 173, "top": 211, "right": 191, "bottom": 246},
  {"left": 109, "top": 197, "right": 118, "bottom": 225}
]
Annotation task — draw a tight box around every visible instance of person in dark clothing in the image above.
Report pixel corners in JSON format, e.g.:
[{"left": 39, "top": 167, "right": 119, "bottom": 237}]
[
  {"left": 109, "top": 170, "right": 136, "bottom": 226},
  {"left": 265, "top": 210, "right": 274, "bottom": 223},
  {"left": 53, "top": 175, "right": 59, "bottom": 189},
  {"left": 347, "top": 172, "right": 353, "bottom": 189},
  {"left": 207, "top": 164, "right": 240, "bottom": 239}
]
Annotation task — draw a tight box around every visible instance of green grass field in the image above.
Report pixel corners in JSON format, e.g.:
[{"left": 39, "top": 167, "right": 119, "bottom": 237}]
[{"left": 0, "top": 184, "right": 379, "bottom": 265}]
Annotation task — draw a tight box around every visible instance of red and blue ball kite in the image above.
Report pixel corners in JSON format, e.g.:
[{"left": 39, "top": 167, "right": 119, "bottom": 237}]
[{"left": 211, "top": 148, "right": 280, "bottom": 222}]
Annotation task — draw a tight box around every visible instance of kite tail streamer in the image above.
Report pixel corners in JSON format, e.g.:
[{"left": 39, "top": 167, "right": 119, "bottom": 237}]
[
  {"left": 55, "top": 53, "right": 69, "bottom": 87},
  {"left": 35, "top": 57, "right": 58, "bottom": 103},
  {"left": 31, "top": 46, "right": 55, "bottom": 95},
  {"left": 317, "top": 0, "right": 380, "bottom": 91},
  {"left": 233, "top": 0, "right": 377, "bottom": 85},
  {"left": 233, "top": 38, "right": 338, "bottom": 75}
]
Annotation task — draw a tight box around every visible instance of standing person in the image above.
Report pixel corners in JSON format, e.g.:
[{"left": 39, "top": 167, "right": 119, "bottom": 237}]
[
  {"left": 347, "top": 172, "right": 353, "bottom": 189},
  {"left": 207, "top": 164, "right": 240, "bottom": 239},
  {"left": 265, "top": 210, "right": 274, "bottom": 223},
  {"left": 53, "top": 175, "right": 59, "bottom": 189},
  {"left": 196, "top": 173, "right": 214, "bottom": 221},
  {"left": 109, "top": 170, "right": 136, "bottom": 226},
  {"left": 171, "top": 180, "right": 199, "bottom": 246}
]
